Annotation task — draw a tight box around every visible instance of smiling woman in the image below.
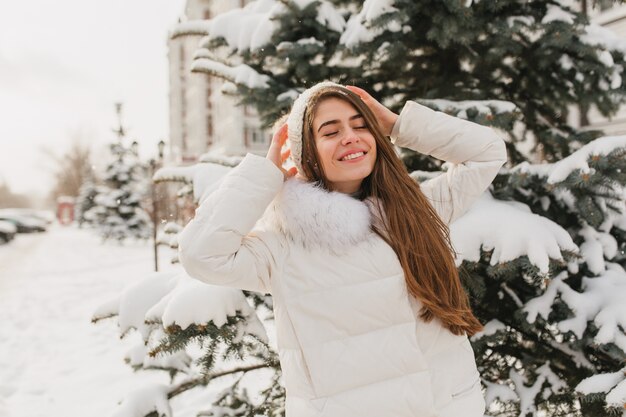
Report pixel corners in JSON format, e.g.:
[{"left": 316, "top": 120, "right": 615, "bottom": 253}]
[
  {"left": 178, "top": 81, "right": 508, "bottom": 417},
  {"left": 306, "top": 97, "right": 377, "bottom": 193}
]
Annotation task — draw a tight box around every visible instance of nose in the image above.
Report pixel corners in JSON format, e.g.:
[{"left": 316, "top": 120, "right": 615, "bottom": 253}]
[{"left": 341, "top": 127, "right": 360, "bottom": 145}]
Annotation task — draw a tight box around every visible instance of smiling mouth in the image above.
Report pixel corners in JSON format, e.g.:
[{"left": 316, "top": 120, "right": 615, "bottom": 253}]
[{"left": 339, "top": 151, "right": 367, "bottom": 161}]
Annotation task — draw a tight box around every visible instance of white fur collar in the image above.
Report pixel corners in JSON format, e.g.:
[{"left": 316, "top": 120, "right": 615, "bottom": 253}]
[{"left": 261, "top": 177, "right": 380, "bottom": 254}]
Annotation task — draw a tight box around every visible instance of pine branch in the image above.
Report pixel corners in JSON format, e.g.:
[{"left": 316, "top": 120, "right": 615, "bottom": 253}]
[{"left": 167, "top": 363, "right": 273, "bottom": 399}]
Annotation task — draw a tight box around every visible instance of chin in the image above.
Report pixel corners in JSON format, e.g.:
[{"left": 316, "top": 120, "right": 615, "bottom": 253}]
[{"left": 329, "top": 169, "right": 373, "bottom": 184}]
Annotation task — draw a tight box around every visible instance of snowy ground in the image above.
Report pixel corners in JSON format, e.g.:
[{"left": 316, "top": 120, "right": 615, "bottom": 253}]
[{"left": 0, "top": 225, "right": 173, "bottom": 417}]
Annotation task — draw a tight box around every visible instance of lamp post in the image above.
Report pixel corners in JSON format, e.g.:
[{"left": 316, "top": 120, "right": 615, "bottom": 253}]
[
  {"left": 131, "top": 140, "right": 139, "bottom": 156},
  {"left": 150, "top": 158, "right": 159, "bottom": 272},
  {"left": 150, "top": 139, "right": 166, "bottom": 272},
  {"left": 157, "top": 139, "right": 165, "bottom": 160}
]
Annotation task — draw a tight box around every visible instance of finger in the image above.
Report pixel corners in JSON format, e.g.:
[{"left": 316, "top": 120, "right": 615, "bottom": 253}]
[
  {"left": 286, "top": 167, "right": 298, "bottom": 177},
  {"left": 272, "top": 123, "right": 288, "bottom": 146},
  {"left": 345, "top": 85, "right": 370, "bottom": 100},
  {"left": 281, "top": 148, "right": 291, "bottom": 162},
  {"left": 278, "top": 123, "right": 288, "bottom": 145}
]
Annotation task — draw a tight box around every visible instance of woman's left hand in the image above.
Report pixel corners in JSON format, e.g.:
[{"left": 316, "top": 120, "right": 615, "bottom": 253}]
[
  {"left": 267, "top": 123, "right": 298, "bottom": 181},
  {"left": 345, "top": 85, "right": 399, "bottom": 137}
]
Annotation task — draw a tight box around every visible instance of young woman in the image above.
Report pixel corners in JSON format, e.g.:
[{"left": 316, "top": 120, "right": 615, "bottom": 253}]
[{"left": 178, "top": 81, "right": 507, "bottom": 417}]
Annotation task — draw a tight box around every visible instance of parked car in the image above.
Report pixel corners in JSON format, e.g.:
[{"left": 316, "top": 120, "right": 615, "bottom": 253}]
[
  {"left": 0, "top": 208, "right": 54, "bottom": 223},
  {"left": 0, "top": 211, "right": 47, "bottom": 233},
  {"left": 8, "top": 209, "right": 55, "bottom": 225},
  {"left": 0, "top": 220, "right": 17, "bottom": 244}
]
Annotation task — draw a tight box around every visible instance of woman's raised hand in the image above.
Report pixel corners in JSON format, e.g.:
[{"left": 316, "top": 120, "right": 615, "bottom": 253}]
[
  {"left": 267, "top": 123, "right": 298, "bottom": 180},
  {"left": 345, "top": 85, "right": 399, "bottom": 137}
]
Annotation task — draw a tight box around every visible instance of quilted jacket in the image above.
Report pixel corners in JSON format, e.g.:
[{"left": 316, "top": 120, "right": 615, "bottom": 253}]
[{"left": 178, "top": 100, "right": 508, "bottom": 417}]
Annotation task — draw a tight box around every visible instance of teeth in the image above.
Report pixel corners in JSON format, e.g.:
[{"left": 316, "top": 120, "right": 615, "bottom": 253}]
[{"left": 341, "top": 151, "right": 365, "bottom": 161}]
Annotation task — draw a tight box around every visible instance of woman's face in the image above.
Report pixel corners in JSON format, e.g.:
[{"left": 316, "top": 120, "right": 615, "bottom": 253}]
[{"left": 311, "top": 97, "right": 377, "bottom": 194}]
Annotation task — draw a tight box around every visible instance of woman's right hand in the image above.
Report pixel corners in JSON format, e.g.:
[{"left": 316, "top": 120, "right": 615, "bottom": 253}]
[
  {"left": 267, "top": 123, "right": 298, "bottom": 180},
  {"left": 345, "top": 85, "right": 398, "bottom": 137}
]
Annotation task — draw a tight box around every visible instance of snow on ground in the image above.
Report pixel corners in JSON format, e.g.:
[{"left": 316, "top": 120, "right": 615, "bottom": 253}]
[{"left": 0, "top": 225, "right": 175, "bottom": 417}]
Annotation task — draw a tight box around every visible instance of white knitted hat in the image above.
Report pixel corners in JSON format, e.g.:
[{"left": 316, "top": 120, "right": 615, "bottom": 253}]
[{"left": 286, "top": 81, "right": 346, "bottom": 173}]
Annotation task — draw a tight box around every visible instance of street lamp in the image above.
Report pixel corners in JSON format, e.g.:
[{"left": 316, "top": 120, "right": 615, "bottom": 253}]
[
  {"left": 131, "top": 140, "right": 139, "bottom": 156},
  {"left": 150, "top": 139, "right": 167, "bottom": 272},
  {"left": 150, "top": 157, "right": 159, "bottom": 272},
  {"left": 157, "top": 139, "right": 165, "bottom": 160}
]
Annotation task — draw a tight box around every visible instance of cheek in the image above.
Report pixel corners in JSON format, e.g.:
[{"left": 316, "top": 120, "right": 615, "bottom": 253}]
[
  {"left": 367, "top": 136, "right": 377, "bottom": 160},
  {"left": 316, "top": 142, "right": 336, "bottom": 167}
]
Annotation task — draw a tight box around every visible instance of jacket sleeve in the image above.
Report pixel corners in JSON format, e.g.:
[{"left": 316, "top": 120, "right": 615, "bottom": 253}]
[
  {"left": 390, "top": 100, "right": 507, "bottom": 224},
  {"left": 177, "top": 153, "right": 285, "bottom": 294}
]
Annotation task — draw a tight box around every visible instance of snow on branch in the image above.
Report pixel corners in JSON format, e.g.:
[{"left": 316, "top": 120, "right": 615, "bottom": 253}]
[
  {"left": 100, "top": 268, "right": 268, "bottom": 347},
  {"left": 525, "top": 264, "right": 626, "bottom": 353},
  {"left": 509, "top": 136, "right": 626, "bottom": 231},
  {"left": 155, "top": 278, "right": 268, "bottom": 343},
  {"left": 192, "top": 58, "right": 271, "bottom": 89},
  {"left": 524, "top": 271, "right": 568, "bottom": 324},
  {"left": 169, "top": 20, "right": 210, "bottom": 39},
  {"left": 300, "top": 0, "right": 347, "bottom": 33},
  {"left": 546, "top": 136, "right": 626, "bottom": 184},
  {"left": 580, "top": 24, "right": 625, "bottom": 92},
  {"left": 170, "top": 0, "right": 283, "bottom": 52},
  {"left": 117, "top": 272, "right": 180, "bottom": 339},
  {"left": 206, "top": 0, "right": 283, "bottom": 52},
  {"left": 111, "top": 383, "right": 171, "bottom": 417},
  {"left": 579, "top": 224, "right": 618, "bottom": 274},
  {"left": 450, "top": 193, "right": 578, "bottom": 274},
  {"left": 471, "top": 319, "right": 507, "bottom": 340},
  {"left": 120, "top": 273, "right": 248, "bottom": 329},
  {"left": 193, "top": 45, "right": 243, "bottom": 69},
  {"left": 91, "top": 295, "right": 121, "bottom": 322},
  {"left": 541, "top": 4, "right": 576, "bottom": 24},
  {"left": 509, "top": 362, "right": 567, "bottom": 416},
  {"left": 483, "top": 380, "right": 518, "bottom": 406},
  {"left": 577, "top": 367, "right": 626, "bottom": 409},
  {"left": 153, "top": 165, "right": 196, "bottom": 184},
  {"left": 340, "top": 0, "right": 402, "bottom": 47},
  {"left": 171, "top": 0, "right": 352, "bottom": 54},
  {"left": 418, "top": 98, "right": 519, "bottom": 118},
  {"left": 125, "top": 336, "right": 191, "bottom": 373},
  {"left": 163, "top": 222, "right": 182, "bottom": 234},
  {"left": 96, "top": 266, "right": 273, "bottom": 409},
  {"left": 582, "top": 23, "right": 626, "bottom": 55},
  {"left": 604, "top": 378, "right": 626, "bottom": 408}
]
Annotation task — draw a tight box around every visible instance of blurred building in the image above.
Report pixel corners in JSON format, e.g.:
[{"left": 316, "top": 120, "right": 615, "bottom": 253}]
[
  {"left": 561, "top": 0, "right": 626, "bottom": 135},
  {"left": 167, "top": 0, "right": 270, "bottom": 164},
  {"left": 584, "top": 1, "right": 626, "bottom": 135}
]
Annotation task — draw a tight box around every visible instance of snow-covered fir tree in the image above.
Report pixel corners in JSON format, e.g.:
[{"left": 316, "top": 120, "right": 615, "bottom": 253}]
[
  {"left": 93, "top": 1, "right": 626, "bottom": 416},
  {"left": 85, "top": 104, "right": 152, "bottom": 242},
  {"left": 75, "top": 171, "right": 99, "bottom": 228},
  {"left": 171, "top": 0, "right": 624, "bottom": 164}
]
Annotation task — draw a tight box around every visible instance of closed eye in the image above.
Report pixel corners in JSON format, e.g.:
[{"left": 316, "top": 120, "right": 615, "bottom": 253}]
[{"left": 322, "top": 126, "right": 368, "bottom": 137}]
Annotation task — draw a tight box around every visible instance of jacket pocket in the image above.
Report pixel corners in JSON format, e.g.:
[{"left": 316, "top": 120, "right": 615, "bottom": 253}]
[{"left": 440, "top": 375, "right": 485, "bottom": 417}]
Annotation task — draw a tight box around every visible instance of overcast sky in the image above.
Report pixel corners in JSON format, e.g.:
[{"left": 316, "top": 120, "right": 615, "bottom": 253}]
[{"left": 0, "top": 0, "right": 187, "bottom": 200}]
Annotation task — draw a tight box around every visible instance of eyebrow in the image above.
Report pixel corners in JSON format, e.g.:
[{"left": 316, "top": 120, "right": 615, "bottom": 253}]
[{"left": 317, "top": 114, "right": 363, "bottom": 133}]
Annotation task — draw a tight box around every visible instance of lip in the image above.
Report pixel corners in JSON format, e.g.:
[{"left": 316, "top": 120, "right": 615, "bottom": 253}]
[
  {"left": 337, "top": 149, "right": 368, "bottom": 161},
  {"left": 339, "top": 153, "right": 367, "bottom": 163}
]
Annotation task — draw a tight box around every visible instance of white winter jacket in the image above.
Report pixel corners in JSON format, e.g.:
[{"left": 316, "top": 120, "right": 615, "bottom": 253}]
[{"left": 178, "top": 100, "right": 507, "bottom": 417}]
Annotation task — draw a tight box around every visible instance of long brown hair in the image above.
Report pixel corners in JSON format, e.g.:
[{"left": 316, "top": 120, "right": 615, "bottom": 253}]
[{"left": 296, "top": 85, "right": 483, "bottom": 337}]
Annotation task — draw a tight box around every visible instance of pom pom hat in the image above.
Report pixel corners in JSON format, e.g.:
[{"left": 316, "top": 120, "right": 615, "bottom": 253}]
[{"left": 286, "top": 81, "right": 347, "bottom": 173}]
